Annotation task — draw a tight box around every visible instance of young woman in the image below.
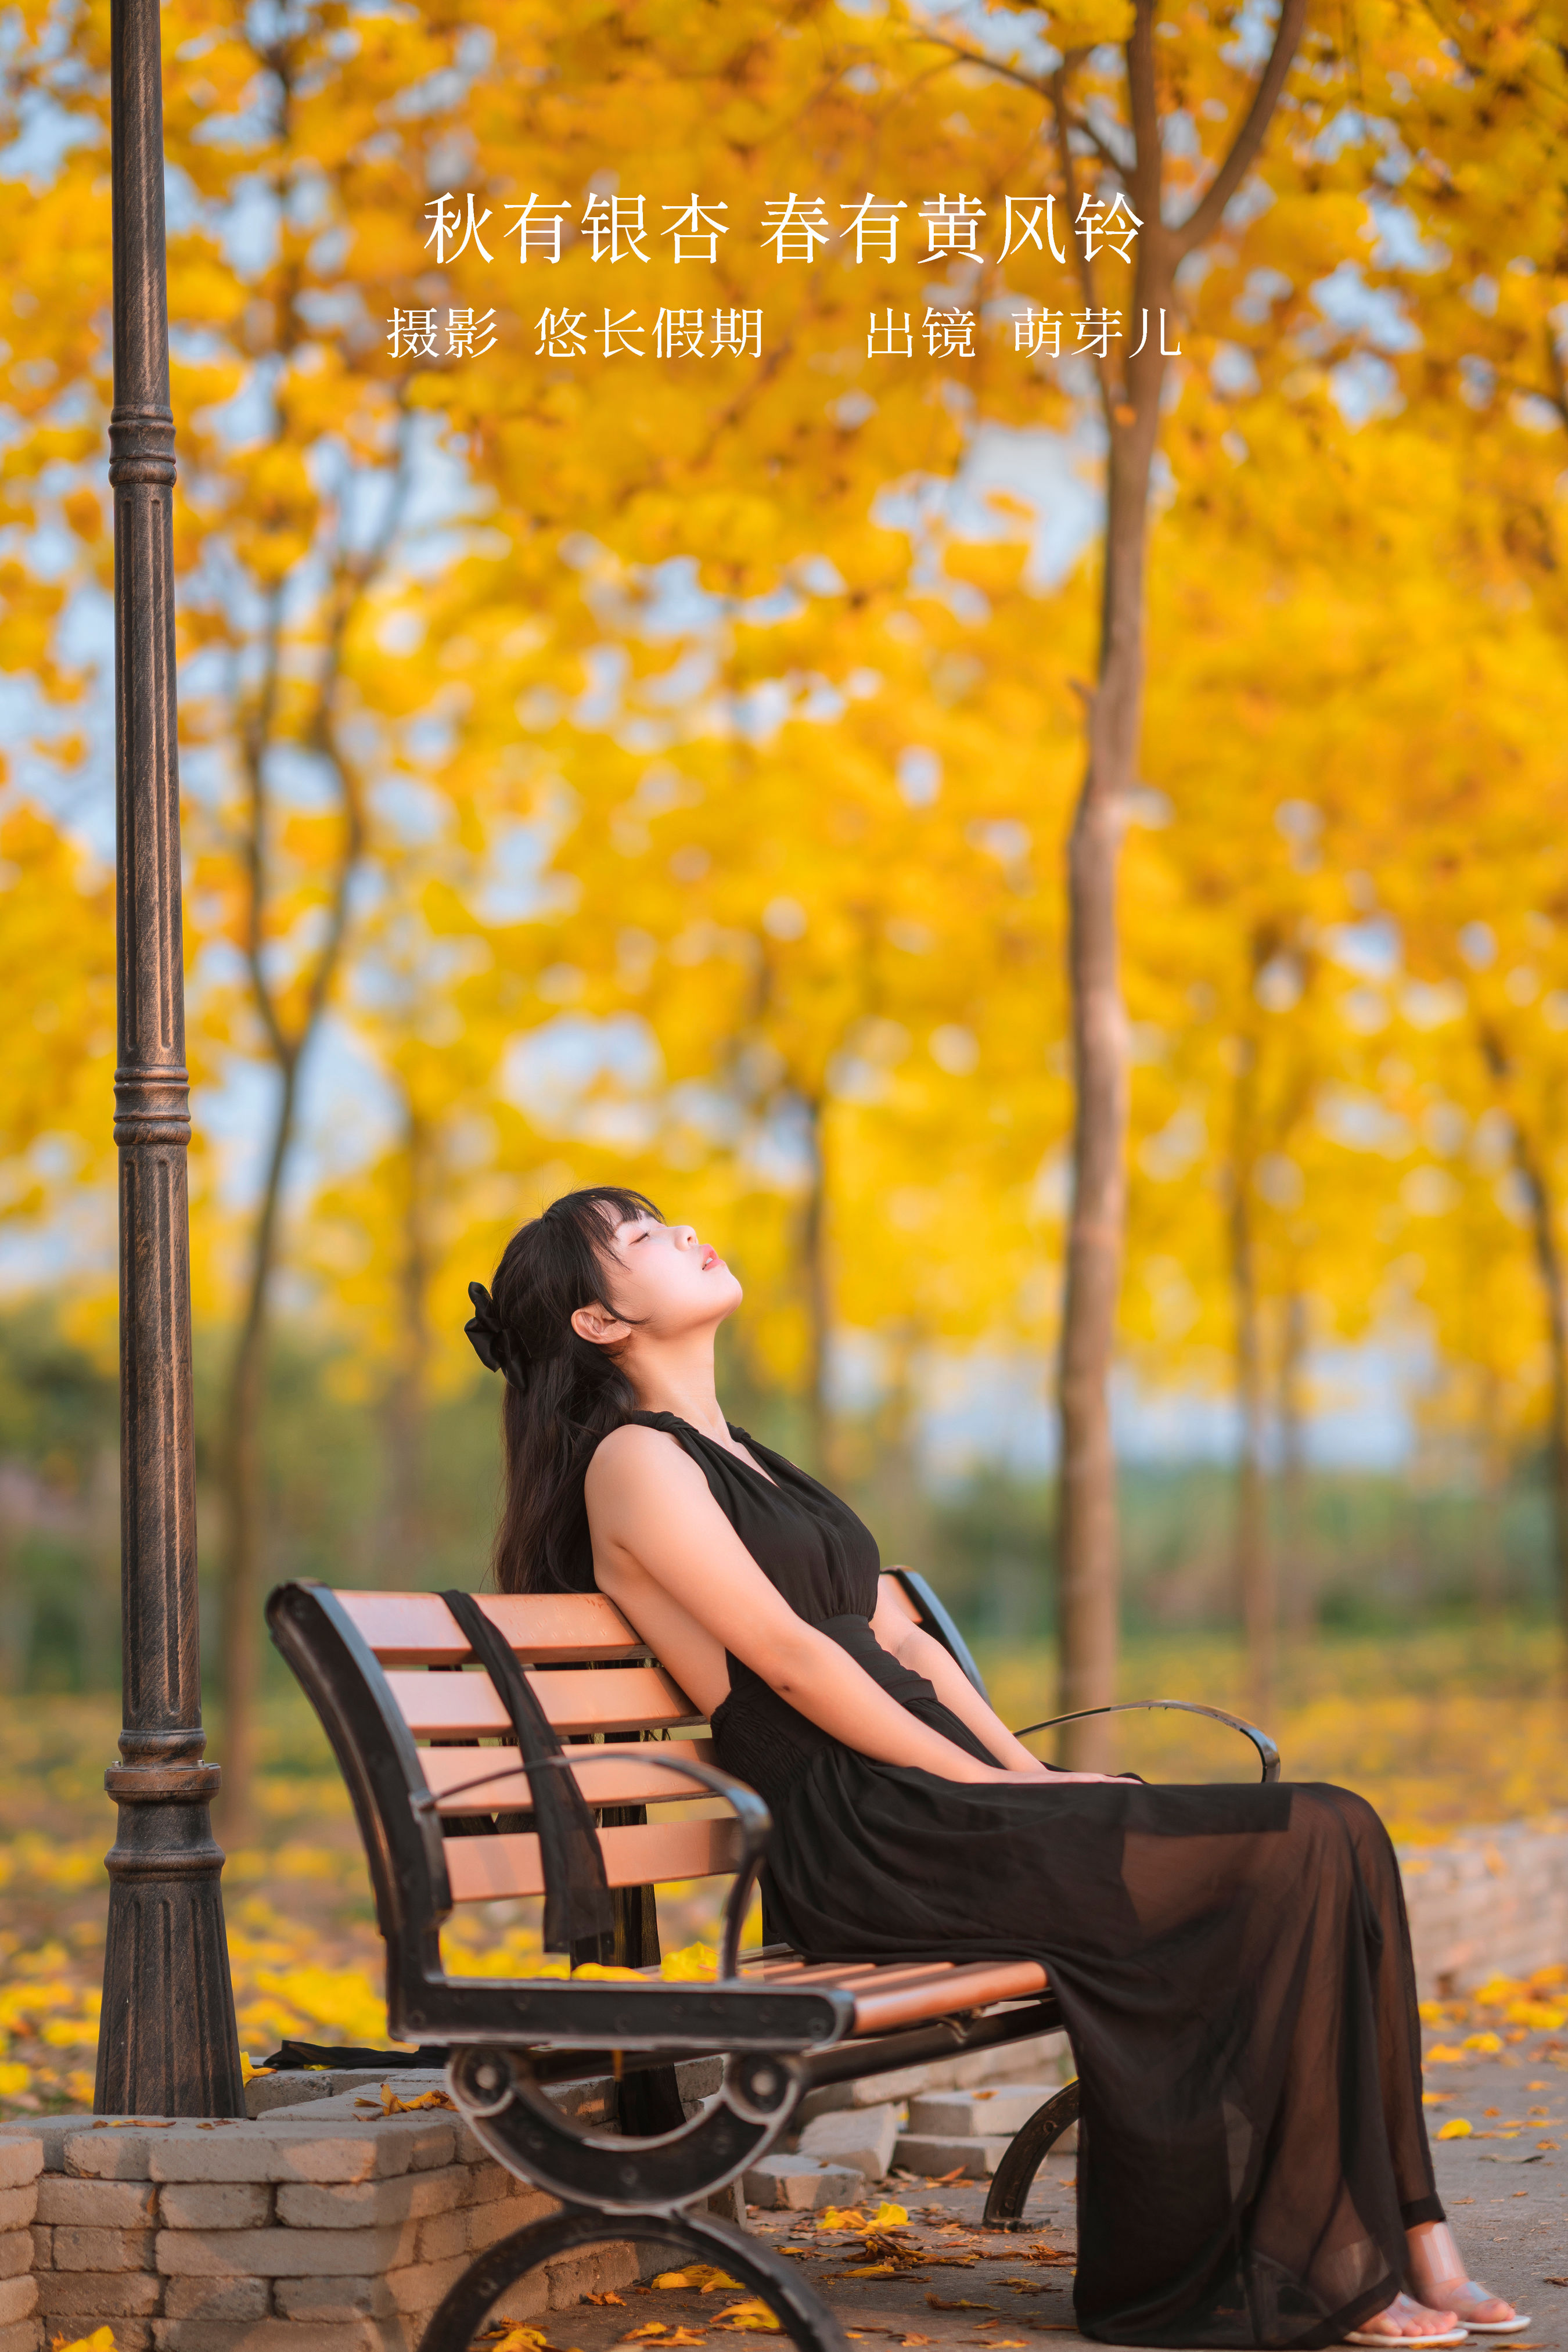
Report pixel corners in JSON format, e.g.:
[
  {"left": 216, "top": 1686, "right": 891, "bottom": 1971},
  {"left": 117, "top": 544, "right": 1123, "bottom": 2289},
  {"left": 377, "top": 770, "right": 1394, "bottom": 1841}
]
[{"left": 465, "top": 1186, "right": 1524, "bottom": 2351}]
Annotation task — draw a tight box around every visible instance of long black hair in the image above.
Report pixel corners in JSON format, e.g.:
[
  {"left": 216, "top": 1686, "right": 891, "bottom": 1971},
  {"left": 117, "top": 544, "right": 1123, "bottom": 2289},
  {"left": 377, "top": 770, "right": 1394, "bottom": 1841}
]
[{"left": 465, "top": 1185, "right": 663, "bottom": 1594}]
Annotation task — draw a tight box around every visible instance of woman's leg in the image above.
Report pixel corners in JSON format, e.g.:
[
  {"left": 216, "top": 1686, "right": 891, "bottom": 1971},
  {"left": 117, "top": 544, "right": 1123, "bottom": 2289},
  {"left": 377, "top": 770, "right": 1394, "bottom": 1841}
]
[
  {"left": 1064, "top": 1782, "right": 1414, "bottom": 2340},
  {"left": 1312, "top": 1791, "right": 1520, "bottom": 2331}
]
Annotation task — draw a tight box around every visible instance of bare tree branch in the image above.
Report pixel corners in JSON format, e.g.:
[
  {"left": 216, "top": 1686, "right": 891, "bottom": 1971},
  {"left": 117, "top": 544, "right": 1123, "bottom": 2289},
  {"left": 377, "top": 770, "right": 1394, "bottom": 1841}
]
[
  {"left": 1125, "top": 1, "right": 1164, "bottom": 272},
  {"left": 920, "top": 27, "right": 1130, "bottom": 175},
  {"left": 1049, "top": 66, "right": 1114, "bottom": 419},
  {"left": 1173, "top": 0, "right": 1308, "bottom": 258}
]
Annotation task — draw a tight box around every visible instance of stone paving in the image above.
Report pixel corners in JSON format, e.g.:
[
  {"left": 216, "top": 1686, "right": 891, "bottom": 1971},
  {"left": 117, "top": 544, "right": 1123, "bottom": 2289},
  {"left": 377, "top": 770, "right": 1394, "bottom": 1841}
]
[{"left": 530, "top": 2048, "right": 1567, "bottom": 2352}]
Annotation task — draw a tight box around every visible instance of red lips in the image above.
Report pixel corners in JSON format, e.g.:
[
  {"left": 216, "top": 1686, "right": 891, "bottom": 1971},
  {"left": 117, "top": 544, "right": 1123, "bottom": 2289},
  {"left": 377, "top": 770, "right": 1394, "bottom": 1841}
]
[{"left": 701, "top": 1246, "right": 719, "bottom": 1269}]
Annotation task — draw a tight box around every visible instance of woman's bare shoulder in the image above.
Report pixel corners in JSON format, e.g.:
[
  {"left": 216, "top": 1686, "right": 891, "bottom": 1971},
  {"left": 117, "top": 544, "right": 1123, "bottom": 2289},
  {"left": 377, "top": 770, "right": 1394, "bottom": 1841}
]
[{"left": 585, "top": 1420, "right": 700, "bottom": 1494}]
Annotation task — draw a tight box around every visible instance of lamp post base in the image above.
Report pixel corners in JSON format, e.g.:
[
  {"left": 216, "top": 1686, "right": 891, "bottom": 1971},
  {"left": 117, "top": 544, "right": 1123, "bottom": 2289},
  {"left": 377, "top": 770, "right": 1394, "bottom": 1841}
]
[{"left": 95, "top": 1752, "right": 246, "bottom": 2117}]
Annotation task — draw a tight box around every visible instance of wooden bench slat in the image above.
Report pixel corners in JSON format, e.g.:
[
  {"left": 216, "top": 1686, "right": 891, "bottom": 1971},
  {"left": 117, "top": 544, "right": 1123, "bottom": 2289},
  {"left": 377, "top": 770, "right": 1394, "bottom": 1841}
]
[
  {"left": 847, "top": 1959, "right": 1048, "bottom": 2036},
  {"left": 761, "top": 1959, "right": 967, "bottom": 1993},
  {"left": 386, "top": 1665, "right": 701, "bottom": 1738},
  {"left": 444, "top": 1815, "right": 745, "bottom": 1904},
  {"left": 340, "top": 1590, "right": 647, "bottom": 1667},
  {"left": 420, "top": 1738, "right": 714, "bottom": 1812}
]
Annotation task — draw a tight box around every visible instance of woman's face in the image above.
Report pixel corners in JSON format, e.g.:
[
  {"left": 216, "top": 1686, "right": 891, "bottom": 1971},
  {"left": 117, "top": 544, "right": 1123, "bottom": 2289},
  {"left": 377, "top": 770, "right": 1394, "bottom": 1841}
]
[{"left": 578, "top": 1210, "right": 743, "bottom": 1344}]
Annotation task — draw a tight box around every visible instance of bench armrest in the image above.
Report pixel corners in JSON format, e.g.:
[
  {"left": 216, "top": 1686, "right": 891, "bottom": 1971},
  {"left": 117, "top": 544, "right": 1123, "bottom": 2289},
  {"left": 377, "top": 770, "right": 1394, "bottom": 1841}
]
[
  {"left": 1012, "top": 1699, "right": 1281, "bottom": 1784},
  {"left": 412, "top": 1745, "right": 774, "bottom": 1981}
]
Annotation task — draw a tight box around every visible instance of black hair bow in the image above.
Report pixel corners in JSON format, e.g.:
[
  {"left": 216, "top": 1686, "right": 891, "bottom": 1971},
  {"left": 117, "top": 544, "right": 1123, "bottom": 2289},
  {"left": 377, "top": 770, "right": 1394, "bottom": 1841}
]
[{"left": 465, "top": 1280, "right": 530, "bottom": 1390}]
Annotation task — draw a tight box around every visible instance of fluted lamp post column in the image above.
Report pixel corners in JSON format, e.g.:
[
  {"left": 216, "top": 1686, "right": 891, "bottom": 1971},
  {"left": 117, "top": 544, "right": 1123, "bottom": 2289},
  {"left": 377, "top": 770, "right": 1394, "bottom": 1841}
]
[{"left": 96, "top": 0, "right": 245, "bottom": 2118}]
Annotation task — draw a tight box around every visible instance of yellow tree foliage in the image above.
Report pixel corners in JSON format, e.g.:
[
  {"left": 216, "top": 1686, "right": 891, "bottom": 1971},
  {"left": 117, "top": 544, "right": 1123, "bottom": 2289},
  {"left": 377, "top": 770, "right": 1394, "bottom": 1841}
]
[
  {"left": 10, "top": 0, "right": 1568, "bottom": 1742},
  {"left": 0, "top": 806, "right": 116, "bottom": 1229}
]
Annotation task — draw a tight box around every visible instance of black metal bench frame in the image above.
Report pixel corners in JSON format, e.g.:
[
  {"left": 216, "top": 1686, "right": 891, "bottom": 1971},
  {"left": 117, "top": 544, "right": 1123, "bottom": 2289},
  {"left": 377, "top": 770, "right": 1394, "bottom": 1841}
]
[{"left": 266, "top": 1571, "right": 1279, "bottom": 2352}]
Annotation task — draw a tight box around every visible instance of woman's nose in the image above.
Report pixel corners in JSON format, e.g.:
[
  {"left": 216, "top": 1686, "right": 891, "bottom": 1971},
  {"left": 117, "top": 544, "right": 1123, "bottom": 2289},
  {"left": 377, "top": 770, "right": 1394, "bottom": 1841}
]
[{"left": 675, "top": 1224, "right": 699, "bottom": 1248}]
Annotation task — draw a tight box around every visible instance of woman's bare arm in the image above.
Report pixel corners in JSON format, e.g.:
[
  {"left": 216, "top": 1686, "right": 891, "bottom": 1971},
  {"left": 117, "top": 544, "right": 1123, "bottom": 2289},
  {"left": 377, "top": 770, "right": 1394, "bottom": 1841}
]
[
  {"left": 869, "top": 1584, "right": 1044, "bottom": 1772},
  {"left": 585, "top": 1426, "right": 1071, "bottom": 1787}
]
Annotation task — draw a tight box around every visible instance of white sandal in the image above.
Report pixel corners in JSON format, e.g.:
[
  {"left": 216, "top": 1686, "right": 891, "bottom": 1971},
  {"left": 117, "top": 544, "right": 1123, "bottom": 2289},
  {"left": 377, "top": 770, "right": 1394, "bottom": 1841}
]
[
  {"left": 1344, "top": 2333, "right": 1468, "bottom": 2348},
  {"left": 1436, "top": 2287, "right": 1530, "bottom": 2337},
  {"left": 1345, "top": 2295, "right": 1470, "bottom": 2348}
]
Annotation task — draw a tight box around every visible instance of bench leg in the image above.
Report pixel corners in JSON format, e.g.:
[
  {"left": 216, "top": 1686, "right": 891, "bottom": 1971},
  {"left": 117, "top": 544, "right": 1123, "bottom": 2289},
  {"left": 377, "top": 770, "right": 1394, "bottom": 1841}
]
[
  {"left": 420, "top": 2202, "right": 851, "bottom": 2352},
  {"left": 980, "top": 2080, "right": 1082, "bottom": 2232}
]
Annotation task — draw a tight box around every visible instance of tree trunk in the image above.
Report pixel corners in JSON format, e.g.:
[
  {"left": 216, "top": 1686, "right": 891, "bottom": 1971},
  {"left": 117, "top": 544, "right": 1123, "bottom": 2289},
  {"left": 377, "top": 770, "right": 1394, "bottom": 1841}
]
[
  {"left": 1228, "top": 1051, "right": 1274, "bottom": 1724},
  {"left": 800, "top": 1093, "right": 835, "bottom": 1483},
  {"left": 1276, "top": 1288, "right": 1312, "bottom": 1634},
  {"left": 1515, "top": 1132, "right": 1568, "bottom": 1657},
  {"left": 1045, "top": 0, "right": 1306, "bottom": 1768},
  {"left": 1475, "top": 1365, "right": 1505, "bottom": 1621},
  {"left": 381, "top": 1109, "right": 431, "bottom": 1585},
  {"left": 1479, "top": 1021, "right": 1568, "bottom": 1668},
  {"left": 216, "top": 1052, "right": 299, "bottom": 1841},
  {"left": 1053, "top": 381, "right": 1163, "bottom": 1770}
]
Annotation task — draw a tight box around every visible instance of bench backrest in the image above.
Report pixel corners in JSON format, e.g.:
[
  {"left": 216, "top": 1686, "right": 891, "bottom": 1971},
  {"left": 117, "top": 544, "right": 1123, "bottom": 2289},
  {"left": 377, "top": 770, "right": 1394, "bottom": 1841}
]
[{"left": 265, "top": 1567, "right": 977, "bottom": 2035}]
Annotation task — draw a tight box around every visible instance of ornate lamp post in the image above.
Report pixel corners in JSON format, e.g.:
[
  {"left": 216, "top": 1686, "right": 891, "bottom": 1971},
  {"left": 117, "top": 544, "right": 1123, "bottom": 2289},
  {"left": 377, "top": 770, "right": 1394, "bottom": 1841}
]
[{"left": 95, "top": 0, "right": 245, "bottom": 2118}]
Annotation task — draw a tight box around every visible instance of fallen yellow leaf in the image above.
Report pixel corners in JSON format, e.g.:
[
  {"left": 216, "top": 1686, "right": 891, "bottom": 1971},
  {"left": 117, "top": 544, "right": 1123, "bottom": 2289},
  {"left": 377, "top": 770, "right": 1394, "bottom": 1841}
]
[
  {"left": 817, "top": 2206, "right": 867, "bottom": 2231},
  {"left": 712, "top": 2301, "right": 782, "bottom": 2333},
  {"left": 661, "top": 1944, "right": 720, "bottom": 1982},
  {"left": 358, "top": 2082, "right": 456, "bottom": 2116},
  {"left": 869, "top": 2200, "right": 909, "bottom": 2229},
  {"left": 650, "top": 2268, "right": 743, "bottom": 2294},
  {"left": 49, "top": 2332, "right": 120, "bottom": 2352},
  {"left": 1436, "top": 2118, "right": 1472, "bottom": 2140}
]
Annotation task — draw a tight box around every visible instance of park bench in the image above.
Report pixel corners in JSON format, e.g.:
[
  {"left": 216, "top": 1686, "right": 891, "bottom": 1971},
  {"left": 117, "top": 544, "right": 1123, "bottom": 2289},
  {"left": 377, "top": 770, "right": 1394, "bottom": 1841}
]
[{"left": 266, "top": 1569, "right": 1279, "bottom": 2352}]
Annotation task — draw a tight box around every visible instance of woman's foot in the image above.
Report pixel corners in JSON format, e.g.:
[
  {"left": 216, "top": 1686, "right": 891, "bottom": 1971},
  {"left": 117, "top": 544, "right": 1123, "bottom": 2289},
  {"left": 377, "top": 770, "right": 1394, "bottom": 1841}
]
[
  {"left": 1408, "top": 2220, "right": 1526, "bottom": 2332},
  {"left": 1348, "top": 2290, "right": 1463, "bottom": 2343},
  {"left": 1414, "top": 2280, "right": 1526, "bottom": 2332}
]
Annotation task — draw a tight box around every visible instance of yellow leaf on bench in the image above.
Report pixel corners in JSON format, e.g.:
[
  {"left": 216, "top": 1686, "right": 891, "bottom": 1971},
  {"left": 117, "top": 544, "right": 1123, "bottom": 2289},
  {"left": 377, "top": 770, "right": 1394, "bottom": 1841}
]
[
  {"left": 661, "top": 1943, "right": 719, "bottom": 1981},
  {"left": 570, "top": 1963, "right": 646, "bottom": 1983}
]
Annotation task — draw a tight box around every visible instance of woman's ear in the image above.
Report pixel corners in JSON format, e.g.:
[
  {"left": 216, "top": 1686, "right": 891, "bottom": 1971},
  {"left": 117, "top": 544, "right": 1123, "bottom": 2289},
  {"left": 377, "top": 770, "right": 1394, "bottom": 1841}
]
[{"left": 571, "top": 1302, "right": 630, "bottom": 1347}]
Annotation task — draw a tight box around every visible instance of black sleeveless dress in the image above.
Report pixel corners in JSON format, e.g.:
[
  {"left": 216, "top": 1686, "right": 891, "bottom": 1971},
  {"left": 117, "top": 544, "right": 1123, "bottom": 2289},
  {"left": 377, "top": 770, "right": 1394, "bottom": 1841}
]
[{"left": 617, "top": 1412, "right": 1443, "bottom": 2351}]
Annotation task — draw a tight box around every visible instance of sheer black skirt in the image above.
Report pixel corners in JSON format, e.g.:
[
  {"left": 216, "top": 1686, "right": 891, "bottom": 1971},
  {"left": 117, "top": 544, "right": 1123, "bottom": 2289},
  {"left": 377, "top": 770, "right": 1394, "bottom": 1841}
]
[{"left": 712, "top": 1621, "right": 1441, "bottom": 2349}]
